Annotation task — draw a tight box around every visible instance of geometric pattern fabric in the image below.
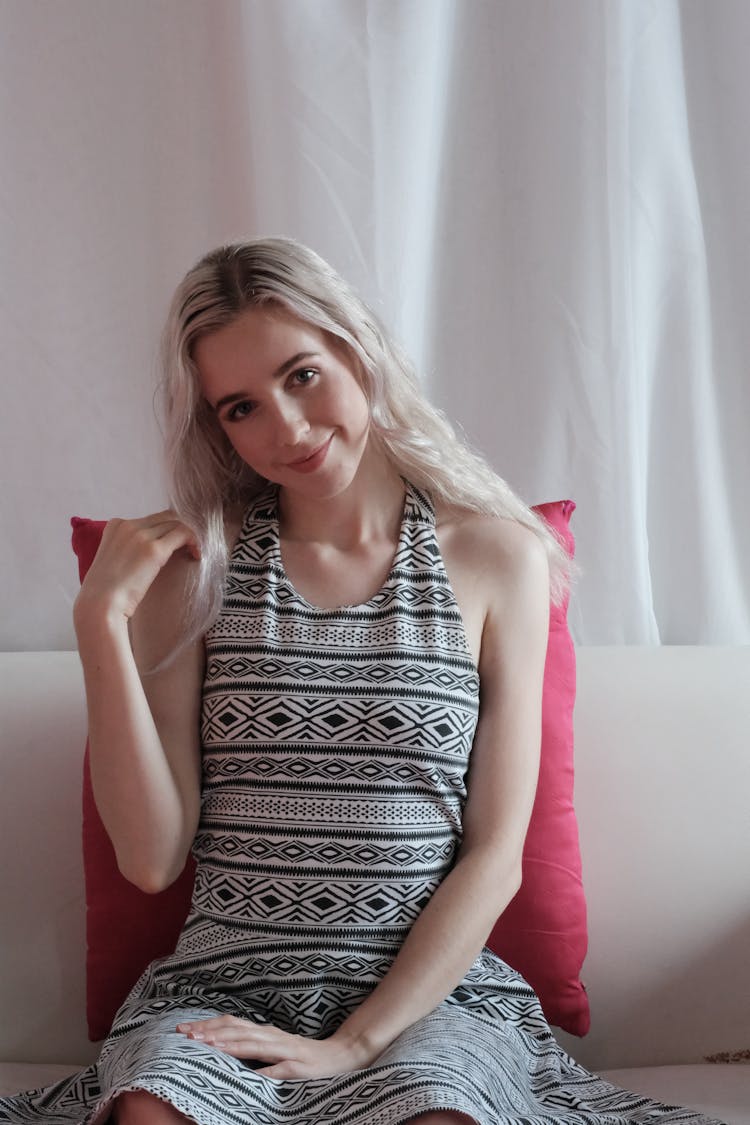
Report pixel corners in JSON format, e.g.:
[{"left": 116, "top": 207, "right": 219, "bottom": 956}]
[{"left": 0, "top": 483, "right": 717, "bottom": 1124}]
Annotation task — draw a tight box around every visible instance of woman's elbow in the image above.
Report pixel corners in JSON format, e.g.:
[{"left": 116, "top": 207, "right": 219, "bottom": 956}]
[
  {"left": 507, "top": 860, "right": 523, "bottom": 900},
  {"left": 481, "top": 861, "right": 523, "bottom": 933},
  {"left": 460, "top": 844, "right": 524, "bottom": 914},
  {"left": 486, "top": 854, "right": 523, "bottom": 906},
  {"left": 115, "top": 849, "right": 190, "bottom": 895}
]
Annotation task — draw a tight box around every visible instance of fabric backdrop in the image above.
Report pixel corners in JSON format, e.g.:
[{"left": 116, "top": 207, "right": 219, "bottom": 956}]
[{"left": 1, "top": 0, "right": 748, "bottom": 650}]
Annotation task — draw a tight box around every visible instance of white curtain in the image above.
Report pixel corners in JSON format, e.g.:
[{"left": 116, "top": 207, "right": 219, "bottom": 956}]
[{"left": 1, "top": 0, "right": 748, "bottom": 650}]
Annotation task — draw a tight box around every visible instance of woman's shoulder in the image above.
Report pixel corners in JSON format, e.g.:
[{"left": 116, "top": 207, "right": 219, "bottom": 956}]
[
  {"left": 433, "top": 504, "right": 549, "bottom": 666},
  {"left": 435, "top": 503, "right": 548, "bottom": 588},
  {"left": 129, "top": 546, "right": 202, "bottom": 671}
]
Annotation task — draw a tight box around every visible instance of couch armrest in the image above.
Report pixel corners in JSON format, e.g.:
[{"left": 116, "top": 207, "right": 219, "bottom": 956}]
[{"left": 556, "top": 646, "right": 750, "bottom": 1070}]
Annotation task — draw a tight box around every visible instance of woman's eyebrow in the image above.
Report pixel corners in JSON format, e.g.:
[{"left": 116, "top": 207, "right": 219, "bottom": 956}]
[
  {"left": 212, "top": 351, "right": 321, "bottom": 412},
  {"left": 273, "top": 350, "right": 321, "bottom": 379}
]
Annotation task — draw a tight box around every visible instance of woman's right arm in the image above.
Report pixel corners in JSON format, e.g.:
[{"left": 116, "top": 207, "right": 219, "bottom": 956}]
[{"left": 73, "top": 512, "right": 205, "bottom": 894}]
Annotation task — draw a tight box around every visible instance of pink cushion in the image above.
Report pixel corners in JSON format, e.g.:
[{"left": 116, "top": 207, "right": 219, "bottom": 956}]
[
  {"left": 71, "top": 499, "right": 588, "bottom": 1041},
  {"left": 486, "top": 500, "right": 589, "bottom": 1035}
]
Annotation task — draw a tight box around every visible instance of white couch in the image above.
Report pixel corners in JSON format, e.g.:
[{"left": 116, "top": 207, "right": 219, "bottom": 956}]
[{"left": 1, "top": 648, "right": 748, "bottom": 1122}]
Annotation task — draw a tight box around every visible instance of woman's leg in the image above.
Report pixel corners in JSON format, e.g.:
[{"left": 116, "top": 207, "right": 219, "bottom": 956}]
[
  {"left": 113, "top": 1091, "right": 475, "bottom": 1125},
  {"left": 405, "top": 1114, "right": 477, "bottom": 1124},
  {"left": 111, "top": 1090, "right": 193, "bottom": 1125}
]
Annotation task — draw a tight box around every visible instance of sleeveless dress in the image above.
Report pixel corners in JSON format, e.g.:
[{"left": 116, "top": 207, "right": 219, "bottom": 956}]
[{"left": 0, "top": 483, "right": 720, "bottom": 1125}]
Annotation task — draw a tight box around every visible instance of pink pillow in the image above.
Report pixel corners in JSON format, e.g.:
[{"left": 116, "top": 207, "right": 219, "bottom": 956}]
[
  {"left": 71, "top": 499, "right": 588, "bottom": 1041},
  {"left": 486, "top": 500, "right": 589, "bottom": 1036}
]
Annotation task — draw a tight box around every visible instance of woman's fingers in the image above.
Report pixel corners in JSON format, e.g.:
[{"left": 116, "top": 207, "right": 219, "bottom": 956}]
[
  {"left": 174, "top": 1018, "right": 369, "bottom": 1078},
  {"left": 176, "top": 1017, "right": 289, "bottom": 1057},
  {"left": 131, "top": 509, "right": 183, "bottom": 527},
  {"left": 176, "top": 1017, "right": 306, "bottom": 1063},
  {"left": 143, "top": 522, "right": 201, "bottom": 560},
  {"left": 76, "top": 510, "right": 200, "bottom": 623},
  {"left": 104, "top": 511, "right": 199, "bottom": 552}
]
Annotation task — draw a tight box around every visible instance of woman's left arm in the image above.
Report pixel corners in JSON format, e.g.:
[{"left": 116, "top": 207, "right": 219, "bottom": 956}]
[
  {"left": 328, "top": 518, "right": 551, "bottom": 1063},
  {"left": 178, "top": 518, "right": 551, "bottom": 1077}
]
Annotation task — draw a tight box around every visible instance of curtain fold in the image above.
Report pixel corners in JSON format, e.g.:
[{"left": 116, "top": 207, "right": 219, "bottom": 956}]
[{"left": 1, "top": 0, "right": 747, "bottom": 649}]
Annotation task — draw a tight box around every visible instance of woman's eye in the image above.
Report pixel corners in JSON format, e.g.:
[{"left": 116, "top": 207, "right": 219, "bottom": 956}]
[
  {"left": 292, "top": 367, "right": 317, "bottom": 387},
  {"left": 226, "top": 401, "right": 255, "bottom": 422}
]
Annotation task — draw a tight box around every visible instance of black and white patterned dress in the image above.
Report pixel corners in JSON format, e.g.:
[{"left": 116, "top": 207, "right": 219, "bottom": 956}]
[{"left": 1, "top": 483, "right": 720, "bottom": 1125}]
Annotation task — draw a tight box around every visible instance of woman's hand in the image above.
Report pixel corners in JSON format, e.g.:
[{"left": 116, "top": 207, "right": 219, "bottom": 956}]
[
  {"left": 176, "top": 1017, "right": 374, "bottom": 1080},
  {"left": 75, "top": 510, "right": 200, "bottom": 627}
]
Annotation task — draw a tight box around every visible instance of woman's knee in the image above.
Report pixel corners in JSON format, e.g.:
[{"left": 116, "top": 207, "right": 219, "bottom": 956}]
[
  {"left": 111, "top": 1090, "right": 191, "bottom": 1125},
  {"left": 113, "top": 1092, "right": 474, "bottom": 1125},
  {"left": 405, "top": 1114, "right": 477, "bottom": 1125}
]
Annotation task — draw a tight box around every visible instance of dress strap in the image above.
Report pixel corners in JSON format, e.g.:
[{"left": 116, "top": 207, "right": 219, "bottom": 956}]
[{"left": 402, "top": 480, "right": 437, "bottom": 527}]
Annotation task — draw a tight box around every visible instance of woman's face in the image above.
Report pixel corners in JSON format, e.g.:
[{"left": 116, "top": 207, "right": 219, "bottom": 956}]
[{"left": 194, "top": 305, "right": 371, "bottom": 497}]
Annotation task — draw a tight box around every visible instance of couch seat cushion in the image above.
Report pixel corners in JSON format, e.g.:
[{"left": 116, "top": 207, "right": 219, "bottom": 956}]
[
  {"left": 601, "top": 1065, "right": 750, "bottom": 1125},
  {"left": 0, "top": 1063, "right": 85, "bottom": 1098}
]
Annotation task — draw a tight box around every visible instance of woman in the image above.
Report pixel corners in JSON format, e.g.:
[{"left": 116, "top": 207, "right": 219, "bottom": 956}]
[{"left": 1, "top": 240, "right": 716, "bottom": 1125}]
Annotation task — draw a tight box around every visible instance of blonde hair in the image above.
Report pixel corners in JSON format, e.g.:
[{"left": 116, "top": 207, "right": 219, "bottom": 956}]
[{"left": 160, "top": 238, "right": 572, "bottom": 646}]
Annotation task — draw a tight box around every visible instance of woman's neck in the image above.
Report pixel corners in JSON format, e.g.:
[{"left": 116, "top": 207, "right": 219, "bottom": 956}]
[{"left": 277, "top": 443, "right": 405, "bottom": 552}]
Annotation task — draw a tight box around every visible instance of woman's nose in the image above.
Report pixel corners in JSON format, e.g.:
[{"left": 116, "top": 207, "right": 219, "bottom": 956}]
[{"left": 273, "top": 400, "right": 310, "bottom": 445}]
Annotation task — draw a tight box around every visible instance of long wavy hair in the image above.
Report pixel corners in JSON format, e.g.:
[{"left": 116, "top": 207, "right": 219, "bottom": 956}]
[{"left": 160, "top": 237, "right": 572, "bottom": 648}]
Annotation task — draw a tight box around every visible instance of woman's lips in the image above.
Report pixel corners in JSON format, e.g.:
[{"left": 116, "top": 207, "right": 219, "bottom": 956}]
[{"left": 286, "top": 434, "right": 333, "bottom": 473}]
